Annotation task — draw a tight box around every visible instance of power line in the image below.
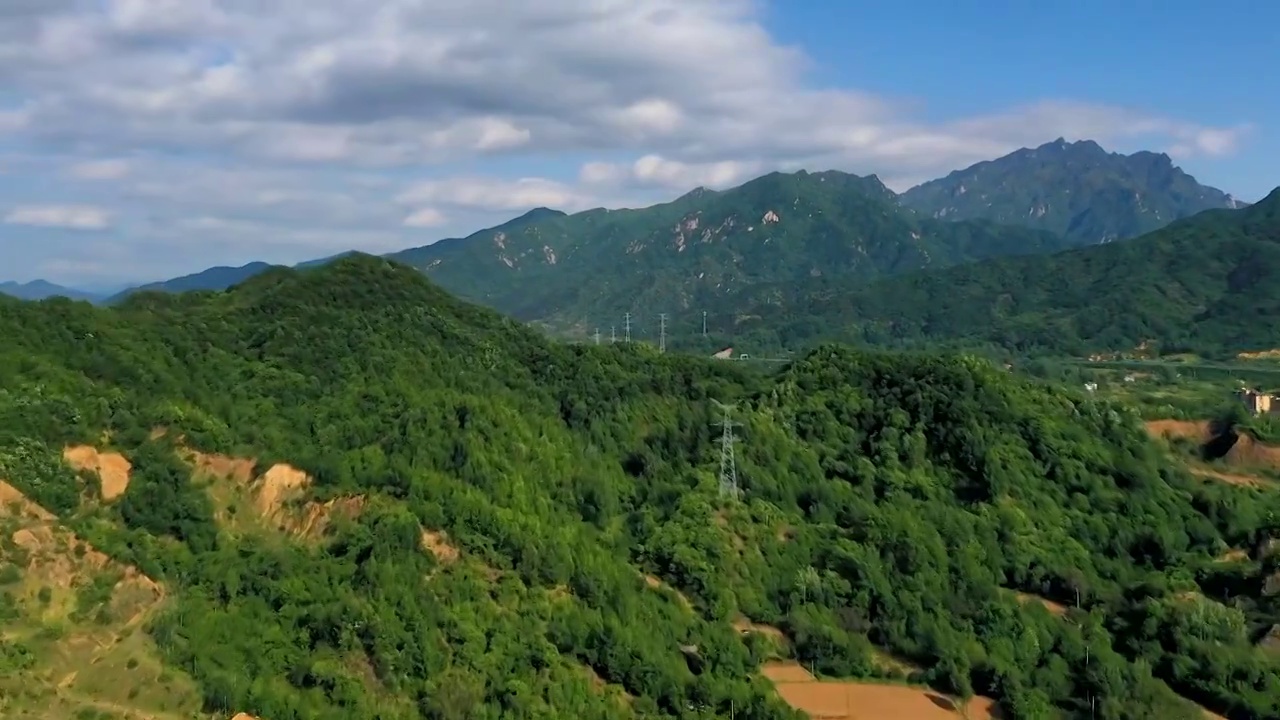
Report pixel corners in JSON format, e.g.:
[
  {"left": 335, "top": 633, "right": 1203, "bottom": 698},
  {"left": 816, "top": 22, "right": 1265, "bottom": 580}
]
[
  {"left": 713, "top": 400, "right": 741, "bottom": 501},
  {"left": 624, "top": 312, "right": 632, "bottom": 343},
  {"left": 659, "top": 313, "right": 668, "bottom": 353}
]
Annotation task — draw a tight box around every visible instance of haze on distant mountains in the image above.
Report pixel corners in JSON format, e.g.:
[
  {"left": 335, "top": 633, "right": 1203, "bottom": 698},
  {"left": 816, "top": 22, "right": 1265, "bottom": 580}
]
[{"left": 0, "top": 1, "right": 1271, "bottom": 285}]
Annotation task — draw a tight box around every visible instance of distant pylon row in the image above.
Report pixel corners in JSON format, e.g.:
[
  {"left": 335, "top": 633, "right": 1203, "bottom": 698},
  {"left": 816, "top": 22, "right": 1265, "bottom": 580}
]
[{"left": 591, "top": 310, "right": 711, "bottom": 352}]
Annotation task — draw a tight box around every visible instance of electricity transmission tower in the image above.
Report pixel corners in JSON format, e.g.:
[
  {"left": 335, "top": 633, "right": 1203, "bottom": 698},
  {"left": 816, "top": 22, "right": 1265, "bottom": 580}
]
[
  {"left": 593, "top": 328, "right": 601, "bottom": 345},
  {"left": 624, "top": 312, "right": 632, "bottom": 343},
  {"left": 659, "top": 313, "right": 668, "bottom": 353},
  {"left": 702, "top": 311, "right": 708, "bottom": 338},
  {"left": 610, "top": 326, "right": 617, "bottom": 344},
  {"left": 713, "top": 400, "right": 741, "bottom": 500}
]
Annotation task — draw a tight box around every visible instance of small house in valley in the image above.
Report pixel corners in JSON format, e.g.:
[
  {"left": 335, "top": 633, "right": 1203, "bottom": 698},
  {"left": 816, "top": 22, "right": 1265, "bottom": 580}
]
[{"left": 1239, "top": 388, "right": 1278, "bottom": 415}]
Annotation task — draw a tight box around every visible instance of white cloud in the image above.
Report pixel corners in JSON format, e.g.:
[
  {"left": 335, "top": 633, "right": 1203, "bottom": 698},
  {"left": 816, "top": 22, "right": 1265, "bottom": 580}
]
[
  {"left": 1166, "top": 125, "right": 1253, "bottom": 159},
  {"left": 3, "top": 1, "right": 1249, "bottom": 169},
  {"left": 69, "top": 159, "right": 131, "bottom": 180},
  {"left": 5, "top": 205, "right": 110, "bottom": 230},
  {"left": 403, "top": 207, "right": 447, "bottom": 228},
  {"left": 581, "top": 154, "right": 758, "bottom": 191},
  {"left": 0, "top": 0, "right": 1256, "bottom": 282}
]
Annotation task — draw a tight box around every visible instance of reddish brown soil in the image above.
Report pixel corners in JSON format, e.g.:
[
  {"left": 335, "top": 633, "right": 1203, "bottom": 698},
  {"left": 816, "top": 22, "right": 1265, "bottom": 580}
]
[
  {"left": 1014, "top": 592, "right": 1068, "bottom": 617},
  {"left": 761, "top": 661, "right": 999, "bottom": 719},
  {"left": 1144, "top": 420, "right": 1211, "bottom": 442},
  {"left": 63, "top": 446, "right": 132, "bottom": 501},
  {"left": 421, "top": 529, "right": 460, "bottom": 563}
]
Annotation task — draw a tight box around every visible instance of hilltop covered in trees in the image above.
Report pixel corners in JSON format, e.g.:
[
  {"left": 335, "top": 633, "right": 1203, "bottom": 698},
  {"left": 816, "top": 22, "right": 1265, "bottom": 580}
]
[{"left": 2, "top": 255, "right": 1279, "bottom": 719}]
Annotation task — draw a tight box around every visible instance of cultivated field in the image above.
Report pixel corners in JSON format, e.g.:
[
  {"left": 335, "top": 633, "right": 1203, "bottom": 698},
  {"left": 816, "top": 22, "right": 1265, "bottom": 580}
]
[{"left": 760, "top": 661, "right": 1000, "bottom": 720}]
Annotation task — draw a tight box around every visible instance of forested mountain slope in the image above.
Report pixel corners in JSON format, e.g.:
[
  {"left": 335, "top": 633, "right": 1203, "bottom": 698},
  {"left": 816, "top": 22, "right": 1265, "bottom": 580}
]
[
  {"left": 726, "top": 186, "right": 1280, "bottom": 358},
  {"left": 1, "top": 255, "right": 1278, "bottom": 719},
  {"left": 900, "top": 138, "right": 1247, "bottom": 246},
  {"left": 389, "top": 171, "right": 1069, "bottom": 334}
]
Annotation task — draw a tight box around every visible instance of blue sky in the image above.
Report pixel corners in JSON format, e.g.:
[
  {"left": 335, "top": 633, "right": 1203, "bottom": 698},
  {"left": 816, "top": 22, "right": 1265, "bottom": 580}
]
[
  {"left": 0, "top": 1, "right": 1273, "bottom": 288},
  {"left": 766, "top": 0, "right": 1277, "bottom": 197}
]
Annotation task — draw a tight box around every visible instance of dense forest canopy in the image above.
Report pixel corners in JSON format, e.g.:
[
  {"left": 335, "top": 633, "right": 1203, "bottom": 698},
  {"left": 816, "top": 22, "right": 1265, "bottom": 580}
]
[{"left": 1, "top": 255, "right": 1279, "bottom": 719}]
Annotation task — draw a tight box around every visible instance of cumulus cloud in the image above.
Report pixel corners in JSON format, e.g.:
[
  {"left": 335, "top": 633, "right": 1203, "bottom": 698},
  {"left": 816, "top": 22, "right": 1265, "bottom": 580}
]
[
  {"left": 5, "top": 1, "right": 1250, "bottom": 167},
  {"left": 580, "top": 154, "right": 759, "bottom": 191},
  {"left": 0, "top": 0, "right": 1255, "bottom": 282},
  {"left": 5, "top": 205, "right": 110, "bottom": 229}
]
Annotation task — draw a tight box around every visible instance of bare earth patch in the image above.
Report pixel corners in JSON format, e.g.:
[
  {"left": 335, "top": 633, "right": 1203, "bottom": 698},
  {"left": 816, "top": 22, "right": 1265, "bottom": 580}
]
[
  {"left": 1014, "top": 591, "right": 1069, "bottom": 617},
  {"left": 282, "top": 495, "right": 365, "bottom": 537},
  {"left": 62, "top": 445, "right": 132, "bottom": 501},
  {"left": 761, "top": 661, "right": 999, "bottom": 719},
  {"left": 183, "top": 449, "right": 365, "bottom": 539},
  {"left": 2, "top": 490, "right": 160, "bottom": 619},
  {"left": 420, "top": 529, "right": 460, "bottom": 563},
  {"left": 1236, "top": 348, "right": 1280, "bottom": 361},
  {"left": 761, "top": 660, "right": 818, "bottom": 683},
  {"left": 1223, "top": 432, "right": 1280, "bottom": 471},
  {"left": 257, "top": 463, "right": 311, "bottom": 516},
  {"left": 1142, "top": 419, "right": 1280, "bottom": 471},
  {"left": 1143, "top": 420, "right": 1211, "bottom": 442},
  {"left": 0, "top": 483, "right": 197, "bottom": 718},
  {"left": 1143, "top": 420, "right": 1280, "bottom": 486},
  {"left": 1216, "top": 548, "right": 1250, "bottom": 563},
  {"left": 0, "top": 479, "right": 55, "bottom": 521}
]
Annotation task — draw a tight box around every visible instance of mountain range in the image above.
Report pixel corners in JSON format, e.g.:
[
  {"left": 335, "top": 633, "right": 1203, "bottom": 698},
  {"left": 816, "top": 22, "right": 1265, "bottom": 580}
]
[
  {"left": 2, "top": 139, "right": 1256, "bottom": 356},
  {"left": 390, "top": 170, "right": 1073, "bottom": 333},
  {"left": 726, "top": 186, "right": 1280, "bottom": 358}
]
